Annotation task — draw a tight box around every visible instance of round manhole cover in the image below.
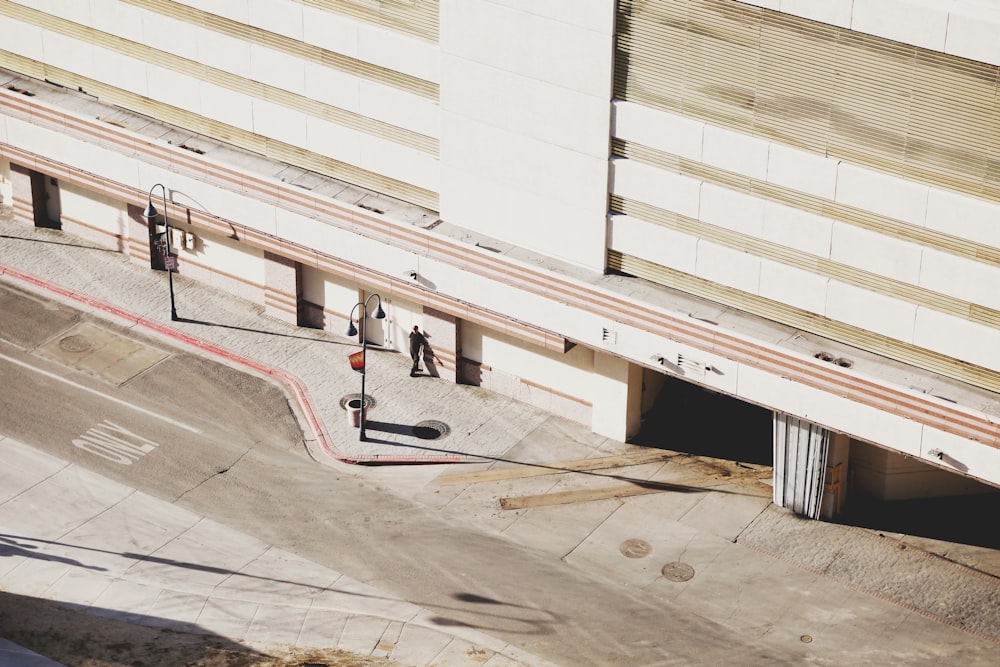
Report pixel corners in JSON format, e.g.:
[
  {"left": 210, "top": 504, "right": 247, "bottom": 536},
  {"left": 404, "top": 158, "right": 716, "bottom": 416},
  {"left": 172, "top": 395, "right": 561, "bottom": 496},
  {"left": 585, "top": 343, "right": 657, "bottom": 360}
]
[
  {"left": 619, "top": 539, "right": 652, "bottom": 559},
  {"left": 661, "top": 561, "right": 695, "bottom": 582},
  {"left": 339, "top": 394, "right": 376, "bottom": 410},
  {"left": 58, "top": 335, "right": 92, "bottom": 353},
  {"left": 412, "top": 420, "right": 451, "bottom": 440}
]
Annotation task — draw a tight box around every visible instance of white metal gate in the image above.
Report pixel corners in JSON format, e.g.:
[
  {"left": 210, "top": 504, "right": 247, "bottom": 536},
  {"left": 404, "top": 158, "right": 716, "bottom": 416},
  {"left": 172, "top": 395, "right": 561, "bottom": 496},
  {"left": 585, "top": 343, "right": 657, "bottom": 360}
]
[{"left": 773, "top": 413, "right": 830, "bottom": 519}]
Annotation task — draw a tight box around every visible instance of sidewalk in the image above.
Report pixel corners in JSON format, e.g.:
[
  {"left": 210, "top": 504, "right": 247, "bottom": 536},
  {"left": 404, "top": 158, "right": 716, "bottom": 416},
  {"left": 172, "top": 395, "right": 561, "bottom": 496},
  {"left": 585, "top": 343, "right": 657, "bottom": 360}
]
[
  {"left": 0, "top": 434, "right": 550, "bottom": 666},
  {"left": 0, "top": 214, "right": 544, "bottom": 466},
  {"left": 3, "top": 216, "right": 1000, "bottom": 664}
]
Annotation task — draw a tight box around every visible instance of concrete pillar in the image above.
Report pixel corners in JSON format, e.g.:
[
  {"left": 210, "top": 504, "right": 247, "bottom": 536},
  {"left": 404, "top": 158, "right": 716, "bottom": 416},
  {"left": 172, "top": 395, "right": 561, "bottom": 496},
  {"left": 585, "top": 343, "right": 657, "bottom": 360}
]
[
  {"left": 125, "top": 203, "right": 153, "bottom": 266},
  {"left": 9, "top": 163, "right": 43, "bottom": 226},
  {"left": 820, "top": 433, "right": 850, "bottom": 519},
  {"left": 263, "top": 251, "right": 299, "bottom": 325},
  {"left": 591, "top": 352, "right": 643, "bottom": 442},
  {"left": 0, "top": 160, "right": 11, "bottom": 207},
  {"left": 421, "top": 307, "right": 458, "bottom": 382}
]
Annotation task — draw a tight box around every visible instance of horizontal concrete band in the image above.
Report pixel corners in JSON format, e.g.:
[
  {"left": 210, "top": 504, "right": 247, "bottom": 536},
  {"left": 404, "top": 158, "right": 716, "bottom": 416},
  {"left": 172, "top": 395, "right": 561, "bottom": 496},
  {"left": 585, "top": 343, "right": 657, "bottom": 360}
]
[{"left": 2, "top": 92, "right": 999, "bottom": 452}]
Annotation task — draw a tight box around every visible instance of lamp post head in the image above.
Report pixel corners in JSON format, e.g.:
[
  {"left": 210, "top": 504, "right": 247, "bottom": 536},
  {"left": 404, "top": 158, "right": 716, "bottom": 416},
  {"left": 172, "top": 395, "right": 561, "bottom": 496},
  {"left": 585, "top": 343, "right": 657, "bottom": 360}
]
[
  {"left": 142, "top": 201, "right": 158, "bottom": 220},
  {"left": 345, "top": 321, "right": 359, "bottom": 337},
  {"left": 372, "top": 303, "right": 386, "bottom": 320}
]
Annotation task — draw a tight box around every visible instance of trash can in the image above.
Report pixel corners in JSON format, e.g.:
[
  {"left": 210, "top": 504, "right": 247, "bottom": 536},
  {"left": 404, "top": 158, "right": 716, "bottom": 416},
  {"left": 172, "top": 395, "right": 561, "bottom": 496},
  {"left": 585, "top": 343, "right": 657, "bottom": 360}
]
[{"left": 346, "top": 399, "right": 365, "bottom": 427}]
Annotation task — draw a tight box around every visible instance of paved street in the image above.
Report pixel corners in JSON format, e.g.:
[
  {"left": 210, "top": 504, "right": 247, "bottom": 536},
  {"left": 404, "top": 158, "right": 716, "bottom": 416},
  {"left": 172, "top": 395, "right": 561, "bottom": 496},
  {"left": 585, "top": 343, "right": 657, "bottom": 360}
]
[{"left": 2, "top": 216, "right": 1000, "bottom": 665}]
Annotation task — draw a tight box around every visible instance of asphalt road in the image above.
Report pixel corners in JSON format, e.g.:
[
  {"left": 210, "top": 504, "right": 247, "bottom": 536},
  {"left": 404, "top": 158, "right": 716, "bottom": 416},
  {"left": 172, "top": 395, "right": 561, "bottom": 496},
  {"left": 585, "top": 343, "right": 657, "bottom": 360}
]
[
  {"left": 0, "top": 281, "right": 804, "bottom": 665},
  {"left": 0, "top": 281, "right": 304, "bottom": 500}
]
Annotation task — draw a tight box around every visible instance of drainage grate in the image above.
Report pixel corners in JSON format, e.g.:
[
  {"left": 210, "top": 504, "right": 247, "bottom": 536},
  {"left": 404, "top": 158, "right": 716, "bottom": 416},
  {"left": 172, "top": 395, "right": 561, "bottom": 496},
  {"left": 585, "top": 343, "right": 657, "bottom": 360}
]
[
  {"left": 58, "top": 335, "right": 92, "bottom": 353},
  {"left": 661, "top": 561, "right": 695, "bottom": 582},
  {"left": 339, "top": 394, "right": 376, "bottom": 410},
  {"left": 412, "top": 420, "right": 451, "bottom": 440},
  {"left": 619, "top": 539, "right": 652, "bottom": 559}
]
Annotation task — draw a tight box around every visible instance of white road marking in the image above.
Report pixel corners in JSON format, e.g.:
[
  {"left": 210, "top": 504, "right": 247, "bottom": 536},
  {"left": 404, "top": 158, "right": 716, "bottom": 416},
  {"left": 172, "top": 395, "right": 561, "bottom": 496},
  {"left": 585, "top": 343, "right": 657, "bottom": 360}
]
[{"left": 0, "top": 351, "right": 201, "bottom": 434}]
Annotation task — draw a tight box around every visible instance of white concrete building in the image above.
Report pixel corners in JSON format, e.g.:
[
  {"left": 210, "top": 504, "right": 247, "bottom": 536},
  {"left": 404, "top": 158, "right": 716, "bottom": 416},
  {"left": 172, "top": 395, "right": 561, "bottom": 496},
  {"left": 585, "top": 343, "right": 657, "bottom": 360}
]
[{"left": 2, "top": 0, "right": 999, "bottom": 517}]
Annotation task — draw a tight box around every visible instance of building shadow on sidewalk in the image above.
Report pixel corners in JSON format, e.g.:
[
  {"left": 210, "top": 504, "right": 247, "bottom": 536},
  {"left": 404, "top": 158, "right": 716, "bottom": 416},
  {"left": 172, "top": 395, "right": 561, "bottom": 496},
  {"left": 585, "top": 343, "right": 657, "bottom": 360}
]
[
  {"left": 0, "top": 592, "right": 268, "bottom": 664},
  {"left": 175, "top": 316, "right": 349, "bottom": 344},
  {"left": 358, "top": 423, "right": 762, "bottom": 497},
  {"left": 1, "top": 232, "right": 118, "bottom": 252}
]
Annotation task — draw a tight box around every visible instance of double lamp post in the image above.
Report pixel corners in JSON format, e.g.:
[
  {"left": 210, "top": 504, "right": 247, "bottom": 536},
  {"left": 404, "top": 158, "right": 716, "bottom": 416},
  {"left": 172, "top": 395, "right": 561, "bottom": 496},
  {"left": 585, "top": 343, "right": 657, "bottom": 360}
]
[
  {"left": 345, "top": 293, "right": 385, "bottom": 441},
  {"left": 141, "top": 183, "right": 178, "bottom": 321}
]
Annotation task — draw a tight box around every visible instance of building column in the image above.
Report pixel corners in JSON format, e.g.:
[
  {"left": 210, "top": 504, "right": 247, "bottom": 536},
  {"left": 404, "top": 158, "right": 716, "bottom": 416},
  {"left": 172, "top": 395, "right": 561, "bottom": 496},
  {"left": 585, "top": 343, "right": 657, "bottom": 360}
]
[
  {"left": 125, "top": 203, "right": 153, "bottom": 266},
  {"left": 263, "top": 251, "right": 299, "bottom": 325},
  {"left": 421, "top": 307, "right": 458, "bottom": 382},
  {"left": 9, "top": 163, "right": 45, "bottom": 226},
  {"left": 820, "top": 432, "right": 851, "bottom": 519},
  {"left": 591, "top": 352, "right": 643, "bottom": 442}
]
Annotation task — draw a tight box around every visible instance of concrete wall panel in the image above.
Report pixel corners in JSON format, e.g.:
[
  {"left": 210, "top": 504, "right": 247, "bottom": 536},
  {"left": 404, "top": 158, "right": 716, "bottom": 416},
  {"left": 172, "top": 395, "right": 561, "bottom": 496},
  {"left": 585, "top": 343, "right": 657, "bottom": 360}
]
[
  {"left": 172, "top": 0, "right": 248, "bottom": 23},
  {"left": 607, "top": 214, "right": 698, "bottom": 275},
  {"left": 304, "top": 61, "right": 362, "bottom": 113},
  {"left": 925, "top": 187, "right": 1000, "bottom": 248},
  {"left": 248, "top": 0, "right": 304, "bottom": 41},
  {"left": 357, "top": 23, "right": 440, "bottom": 83},
  {"left": 913, "top": 308, "right": 1000, "bottom": 372},
  {"left": 0, "top": 14, "right": 44, "bottom": 61},
  {"left": 41, "top": 31, "right": 95, "bottom": 80},
  {"left": 760, "top": 202, "right": 833, "bottom": 257},
  {"left": 919, "top": 247, "right": 1000, "bottom": 312},
  {"left": 945, "top": 2, "right": 1000, "bottom": 65},
  {"left": 358, "top": 81, "right": 439, "bottom": 139},
  {"left": 141, "top": 11, "right": 199, "bottom": 61},
  {"left": 199, "top": 81, "right": 254, "bottom": 131},
  {"left": 825, "top": 281, "right": 917, "bottom": 343},
  {"left": 250, "top": 44, "right": 306, "bottom": 96},
  {"left": 302, "top": 6, "right": 359, "bottom": 58},
  {"left": 765, "top": 143, "right": 838, "bottom": 201},
  {"left": 830, "top": 221, "right": 922, "bottom": 284},
  {"left": 702, "top": 125, "right": 769, "bottom": 181},
  {"left": 610, "top": 159, "right": 700, "bottom": 220},
  {"left": 835, "top": 162, "right": 928, "bottom": 227},
  {"left": 195, "top": 28, "right": 251, "bottom": 79},
  {"left": 759, "top": 260, "right": 829, "bottom": 313},
  {"left": 695, "top": 242, "right": 761, "bottom": 293},
  {"left": 776, "top": 0, "right": 853, "bottom": 28},
  {"left": 851, "top": 0, "right": 949, "bottom": 53},
  {"left": 699, "top": 184, "right": 765, "bottom": 237},
  {"left": 94, "top": 48, "right": 149, "bottom": 98},
  {"left": 147, "top": 65, "right": 201, "bottom": 116},
  {"left": 611, "top": 101, "right": 704, "bottom": 162}
]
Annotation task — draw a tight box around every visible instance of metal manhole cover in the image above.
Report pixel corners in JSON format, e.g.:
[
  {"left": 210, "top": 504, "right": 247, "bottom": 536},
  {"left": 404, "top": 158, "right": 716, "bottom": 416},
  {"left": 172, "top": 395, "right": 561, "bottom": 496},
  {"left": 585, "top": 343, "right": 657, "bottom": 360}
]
[
  {"left": 58, "top": 335, "right": 92, "bottom": 353},
  {"left": 339, "top": 394, "right": 376, "bottom": 410},
  {"left": 412, "top": 420, "right": 451, "bottom": 440},
  {"left": 619, "top": 539, "right": 652, "bottom": 559},
  {"left": 661, "top": 561, "right": 695, "bottom": 582}
]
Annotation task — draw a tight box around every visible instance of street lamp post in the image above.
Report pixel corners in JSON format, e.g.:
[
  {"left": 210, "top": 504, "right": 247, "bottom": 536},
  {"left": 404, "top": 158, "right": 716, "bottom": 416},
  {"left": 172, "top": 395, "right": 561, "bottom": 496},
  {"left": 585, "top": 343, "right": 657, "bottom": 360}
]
[
  {"left": 345, "top": 293, "right": 385, "bottom": 441},
  {"left": 141, "top": 183, "right": 178, "bottom": 321}
]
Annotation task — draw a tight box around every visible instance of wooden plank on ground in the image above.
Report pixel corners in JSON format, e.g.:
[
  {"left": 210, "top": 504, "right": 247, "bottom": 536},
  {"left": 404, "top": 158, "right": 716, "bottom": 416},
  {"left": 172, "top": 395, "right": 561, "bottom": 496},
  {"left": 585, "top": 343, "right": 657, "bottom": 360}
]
[
  {"left": 499, "top": 481, "right": 693, "bottom": 510},
  {"left": 438, "top": 449, "right": 674, "bottom": 486}
]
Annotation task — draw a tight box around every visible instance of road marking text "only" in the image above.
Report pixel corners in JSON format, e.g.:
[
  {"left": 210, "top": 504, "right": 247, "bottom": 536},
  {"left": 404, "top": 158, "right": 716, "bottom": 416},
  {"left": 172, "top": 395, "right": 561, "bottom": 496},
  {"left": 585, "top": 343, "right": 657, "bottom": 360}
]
[{"left": 73, "top": 420, "right": 160, "bottom": 465}]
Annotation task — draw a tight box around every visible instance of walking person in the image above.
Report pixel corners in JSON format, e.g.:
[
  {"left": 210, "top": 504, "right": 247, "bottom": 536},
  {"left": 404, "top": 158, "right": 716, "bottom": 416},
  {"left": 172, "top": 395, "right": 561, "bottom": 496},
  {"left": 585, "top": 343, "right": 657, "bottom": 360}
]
[{"left": 409, "top": 325, "right": 427, "bottom": 376}]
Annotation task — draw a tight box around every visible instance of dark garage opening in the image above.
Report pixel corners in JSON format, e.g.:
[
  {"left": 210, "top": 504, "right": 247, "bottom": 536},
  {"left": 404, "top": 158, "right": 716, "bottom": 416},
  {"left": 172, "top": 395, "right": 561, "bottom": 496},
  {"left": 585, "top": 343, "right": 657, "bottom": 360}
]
[{"left": 632, "top": 375, "right": 772, "bottom": 466}]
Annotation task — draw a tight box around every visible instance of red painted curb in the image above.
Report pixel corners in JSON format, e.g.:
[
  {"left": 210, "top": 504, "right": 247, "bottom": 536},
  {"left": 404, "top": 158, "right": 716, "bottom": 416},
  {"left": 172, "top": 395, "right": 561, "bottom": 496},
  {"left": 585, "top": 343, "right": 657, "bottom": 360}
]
[{"left": 0, "top": 263, "right": 463, "bottom": 465}]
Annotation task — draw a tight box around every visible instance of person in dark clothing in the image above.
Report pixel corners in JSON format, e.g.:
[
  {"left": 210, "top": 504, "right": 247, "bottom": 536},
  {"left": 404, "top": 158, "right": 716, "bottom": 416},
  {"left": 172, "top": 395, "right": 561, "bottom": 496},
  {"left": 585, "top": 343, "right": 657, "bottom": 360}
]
[{"left": 409, "top": 325, "right": 427, "bottom": 376}]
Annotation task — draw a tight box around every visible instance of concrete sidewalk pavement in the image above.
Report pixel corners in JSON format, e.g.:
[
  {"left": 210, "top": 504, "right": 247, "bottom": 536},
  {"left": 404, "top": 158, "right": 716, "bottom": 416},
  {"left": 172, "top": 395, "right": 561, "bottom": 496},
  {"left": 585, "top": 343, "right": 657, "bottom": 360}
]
[{"left": 0, "top": 434, "right": 551, "bottom": 666}]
